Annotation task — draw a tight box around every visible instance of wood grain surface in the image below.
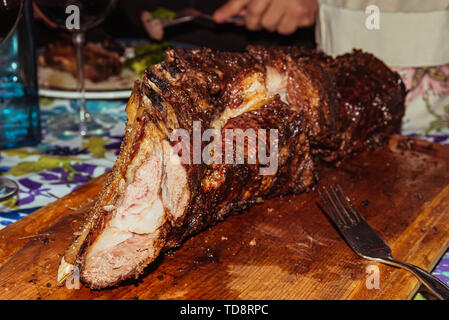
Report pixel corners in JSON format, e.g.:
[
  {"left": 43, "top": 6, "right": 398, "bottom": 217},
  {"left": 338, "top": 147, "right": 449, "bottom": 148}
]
[{"left": 1, "top": 135, "right": 449, "bottom": 300}]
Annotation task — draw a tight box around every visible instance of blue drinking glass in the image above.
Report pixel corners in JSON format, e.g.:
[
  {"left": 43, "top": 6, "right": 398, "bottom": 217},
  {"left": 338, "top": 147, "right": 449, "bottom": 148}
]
[{"left": 0, "top": 0, "right": 41, "bottom": 150}]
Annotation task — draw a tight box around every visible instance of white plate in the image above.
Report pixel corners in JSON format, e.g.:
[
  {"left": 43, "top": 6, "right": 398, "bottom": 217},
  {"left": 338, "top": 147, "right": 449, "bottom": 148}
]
[
  {"left": 38, "top": 88, "right": 133, "bottom": 100},
  {"left": 37, "top": 40, "right": 196, "bottom": 100}
]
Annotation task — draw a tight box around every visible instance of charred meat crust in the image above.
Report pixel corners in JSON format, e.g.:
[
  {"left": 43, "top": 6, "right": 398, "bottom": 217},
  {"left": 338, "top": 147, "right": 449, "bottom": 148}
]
[
  {"left": 246, "top": 45, "right": 340, "bottom": 160},
  {"left": 61, "top": 46, "right": 406, "bottom": 289},
  {"left": 328, "top": 50, "right": 406, "bottom": 158},
  {"left": 165, "top": 98, "right": 314, "bottom": 249},
  {"left": 246, "top": 46, "right": 405, "bottom": 161}
]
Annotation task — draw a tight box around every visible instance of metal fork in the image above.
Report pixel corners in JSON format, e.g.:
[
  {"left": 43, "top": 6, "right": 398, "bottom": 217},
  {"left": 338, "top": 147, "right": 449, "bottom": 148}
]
[
  {"left": 160, "top": 8, "right": 244, "bottom": 28},
  {"left": 318, "top": 184, "right": 449, "bottom": 300}
]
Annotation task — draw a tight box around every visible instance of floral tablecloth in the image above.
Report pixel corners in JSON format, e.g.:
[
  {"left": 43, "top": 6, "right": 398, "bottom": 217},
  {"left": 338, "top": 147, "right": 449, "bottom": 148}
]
[
  {"left": 0, "top": 98, "right": 126, "bottom": 226},
  {"left": 1, "top": 95, "right": 449, "bottom": 297}
]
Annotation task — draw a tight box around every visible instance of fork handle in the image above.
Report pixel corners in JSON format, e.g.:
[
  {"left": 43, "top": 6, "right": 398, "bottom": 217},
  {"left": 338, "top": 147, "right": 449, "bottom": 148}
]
[
  {"left": 226, "top": 15, "right": 245, "bottom": 24},
  {"left": 381, "top": 257, "right": 449, "bottom": 300},
  {"left": 199, "top": 13, "right": 244, "bottom": 24}
]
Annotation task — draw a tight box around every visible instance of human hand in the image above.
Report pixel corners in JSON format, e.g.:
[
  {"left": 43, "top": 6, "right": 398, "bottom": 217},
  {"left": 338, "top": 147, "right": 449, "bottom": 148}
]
[
  {"left": 141, "top": 11, "right": 164, "bottom": 41},
  {"left": 213, "top": 0, "right": 317, "bottom": 34}
]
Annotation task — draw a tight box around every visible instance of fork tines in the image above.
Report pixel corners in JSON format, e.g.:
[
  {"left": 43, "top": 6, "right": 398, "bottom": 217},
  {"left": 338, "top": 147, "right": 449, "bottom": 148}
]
[{"left": 318, "top": 185, "right": 362, "bottom": 226}]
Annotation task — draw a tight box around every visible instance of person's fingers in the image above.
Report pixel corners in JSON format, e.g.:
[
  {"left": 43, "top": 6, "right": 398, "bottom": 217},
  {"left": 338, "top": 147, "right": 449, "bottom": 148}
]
[
  {"left": 276, "top": 11, "right": 300, "bottom": 35},
  {"left": 141, "top": 11, "right": 164, "bottom": 40},
  {"left": 245, "top": 0, "right": 270, "bottom": 31},
  {"left": 234, "top": 8, "right": 247, "bottom": 26},
  {"left": 277, "top": 2, "right": 316, "bottom": 35},
  {"left": 213, "top": 0, "right": 250, "bottom": 23},
  {"left": 260, "top": 0, "right": 286, "bottom": 32},
  {"left": 299, "top": 0, "right": 318, "bottom": 27},
  {"left": 141, "top": 10, "right": 152, "bottom": 25},
  {"left": 149, "top": 20, "right": 164, "bottom": 41},
  {"left": 273, "top": 0, "right": 317, "bottom": 35}
]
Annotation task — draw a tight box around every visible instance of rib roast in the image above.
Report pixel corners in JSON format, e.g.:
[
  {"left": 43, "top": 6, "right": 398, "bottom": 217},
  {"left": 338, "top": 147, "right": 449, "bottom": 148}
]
[{"left": 58, "top": 46, "right": 406, "bottom": 289}]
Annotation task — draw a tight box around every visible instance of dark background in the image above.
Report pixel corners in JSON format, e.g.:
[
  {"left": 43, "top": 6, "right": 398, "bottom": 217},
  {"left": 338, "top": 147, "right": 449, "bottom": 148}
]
[{"left": 34, "top": 0, "right": 315, "bottom": 51}]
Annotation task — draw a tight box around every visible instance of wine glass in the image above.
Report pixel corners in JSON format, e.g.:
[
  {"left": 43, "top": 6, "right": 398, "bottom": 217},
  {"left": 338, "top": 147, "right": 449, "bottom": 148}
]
[
  {"left": 34, "top": 0, "right": 117, "bottom": 136},
  {"left": 0, "top": 0, "right": 23, "bottom": 43},
  {"left": 0, "top": 0, "right": 23, "bottom": 202}
]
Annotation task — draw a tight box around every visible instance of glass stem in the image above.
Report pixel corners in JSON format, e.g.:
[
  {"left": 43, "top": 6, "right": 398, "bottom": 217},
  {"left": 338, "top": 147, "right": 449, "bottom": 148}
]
[{"left": 72, "top": 31, "right": 88, "bottom": 136}]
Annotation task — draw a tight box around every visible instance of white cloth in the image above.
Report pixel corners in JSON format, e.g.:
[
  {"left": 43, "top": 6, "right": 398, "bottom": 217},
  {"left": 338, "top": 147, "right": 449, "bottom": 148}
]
[{"left": 315, "top": 0, "right": 449, "bottom": 67}]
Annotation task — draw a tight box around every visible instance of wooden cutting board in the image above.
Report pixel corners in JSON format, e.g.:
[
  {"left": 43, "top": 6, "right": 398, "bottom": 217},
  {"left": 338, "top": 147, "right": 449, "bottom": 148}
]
[{"left": 1, "top": 135, "right": 449, "bottom": 300}]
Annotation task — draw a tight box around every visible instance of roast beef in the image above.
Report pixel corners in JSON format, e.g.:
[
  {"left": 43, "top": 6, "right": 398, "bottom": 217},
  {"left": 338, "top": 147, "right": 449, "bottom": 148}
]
[
  {"left": 246, "top": 45, "right": 406, "bottom": 161},
  {"left": 58, "top": 46, "right": 405, "bottom": 289}
]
